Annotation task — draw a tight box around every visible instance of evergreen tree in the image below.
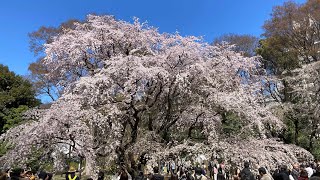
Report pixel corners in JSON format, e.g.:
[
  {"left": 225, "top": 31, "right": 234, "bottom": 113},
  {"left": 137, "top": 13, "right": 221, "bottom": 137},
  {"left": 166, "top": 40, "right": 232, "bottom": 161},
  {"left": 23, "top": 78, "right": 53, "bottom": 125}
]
[{"left": 0, "top": 64, "right": 40, "bottom": 133}]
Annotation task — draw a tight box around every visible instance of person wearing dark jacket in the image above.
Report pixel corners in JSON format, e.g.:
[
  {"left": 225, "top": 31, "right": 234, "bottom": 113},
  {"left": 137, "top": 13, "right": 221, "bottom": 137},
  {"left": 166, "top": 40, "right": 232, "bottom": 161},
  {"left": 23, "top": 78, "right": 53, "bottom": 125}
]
[
  {"left": 170, "top": 173, "right": 179, "bottom": 180},
  {"left": 298, "top": 169, "right": 309, "bottom": 180},
  {"left": 240, "top": 162, "right": 255, "bottom": 180},
  {"left": 312, "top": 166, "right": 320, "bottom": 177},
  {"left": 135, "top": 171, "right": 145, "bottom": 180},
  {"left": 97, "top": 171, "right": 104, "bottom": 180},
  {"left": 273, "top": 165, "right": 290, "bottom": 180},
  {"left": 291, "top": 164, "right": 300, "bottom": 180},
  {"left": 119, "top": 169, "right": 129, "bottom": 180},
  {"left": 151, "top": 167, "right": 164, "bottom": 180}
]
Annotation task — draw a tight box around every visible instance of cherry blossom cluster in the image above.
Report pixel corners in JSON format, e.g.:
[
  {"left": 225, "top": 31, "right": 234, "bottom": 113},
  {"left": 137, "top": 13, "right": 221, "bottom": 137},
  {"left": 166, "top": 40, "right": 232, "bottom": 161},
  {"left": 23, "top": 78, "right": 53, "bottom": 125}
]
[{"left": 0, "top": 15, "right": 310, "bottom": 175}]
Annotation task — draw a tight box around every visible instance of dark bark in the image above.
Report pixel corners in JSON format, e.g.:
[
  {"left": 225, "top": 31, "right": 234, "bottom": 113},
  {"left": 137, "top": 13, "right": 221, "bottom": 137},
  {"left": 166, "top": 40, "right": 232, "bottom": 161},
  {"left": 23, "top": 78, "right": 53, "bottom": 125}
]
[
  {"left": 294, "top": 118, "right": 299, "bottom": 145},
  {"left": 188, "top": 112, "right": 204, "bottom": 138}
]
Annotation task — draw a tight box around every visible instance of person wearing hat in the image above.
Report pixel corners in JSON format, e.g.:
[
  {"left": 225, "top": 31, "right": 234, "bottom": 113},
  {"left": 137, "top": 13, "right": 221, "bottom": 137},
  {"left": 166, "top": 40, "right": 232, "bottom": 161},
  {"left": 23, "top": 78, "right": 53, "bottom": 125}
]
[{"left": 67, "top": 167, "right": 79, "bottom": 180}]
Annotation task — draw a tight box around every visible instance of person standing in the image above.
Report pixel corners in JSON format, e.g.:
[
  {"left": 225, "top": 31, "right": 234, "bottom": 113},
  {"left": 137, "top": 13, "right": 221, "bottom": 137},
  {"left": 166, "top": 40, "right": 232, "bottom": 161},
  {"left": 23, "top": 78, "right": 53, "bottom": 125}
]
[
  {"left": 213, "top": 160, "right": 218, "bottom": 180},
  {"left": 172, "top": 160, "right": 176, "bottom": 174},
  {"left": 135, "top": 171, "right": 144, "bottom": 180},
  {"left": 119, "top": 169, "right": 129, "bottom": 180},
  {"left": 209, "top": 158, "right": 215, "bottom": 179},
  {"left": 259, "top": 167, "right": 272, "bottom": 180},
  {"left": 97, "top": 171, "right": 104, "bottom": 180},
  {"left": 163, "top": 163, "right": 168, "bottom": 175},
  {"left": 179, "top": 169, "right": 188, "bottom": 180},
  {"left": 240, "top": 162, "right": 255, "bottom": 180},
  {"left": 233, "top": 168, "right": 241, "bottom": 180},
  {"left": 305, "top": 164, "right": 314, "bottom": 178},
  {"left": 194, "top": 168, "right": 207, "bottom": 180},
  {"left": 201, "top": 163, "right": 207, "bottom": 176},
  {"left": 291, "top": 164, "right": 300, "bottom": 180},
  {"left": 67, "top": 167, "right": 79, "bottom": 180},
  {"left": 218, "top": 161, "right": 226, "bottom": 180},
  {"left": 298, "top": 169, "right": 308, "bottom": 180},
  {"left": 273, "top": 165, "right": 289, "bottom": 180},
  {"left": 171, "top": 173, "right": 179, "bottom": 180},
  {"left": 151, "top": 167, "right": 164, "bottom": 180},
  {"left": 312, "top": 166, "right": 320, "bottom": 177}
]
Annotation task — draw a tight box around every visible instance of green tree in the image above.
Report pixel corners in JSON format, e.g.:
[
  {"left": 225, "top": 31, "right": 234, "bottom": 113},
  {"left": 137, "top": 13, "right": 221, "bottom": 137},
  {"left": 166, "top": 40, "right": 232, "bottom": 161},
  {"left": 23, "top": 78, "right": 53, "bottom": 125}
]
[
  {"left": 0, "top": 64, "right": 40, "bottom": 133},
  {"left": 256, "top": 37, "right": 300, "bottom": 75},
  {"left": 221, "top": 111, "right": 243, "bottom": 137},
  {"left": 258, "top": 0, "right": 320, "bottom": 74},
  {"left": 258, "top": 0, "right": 320, "bottom": 159},
  {"left": 213, "top": 34, "right": 259, "bottom": 57}
]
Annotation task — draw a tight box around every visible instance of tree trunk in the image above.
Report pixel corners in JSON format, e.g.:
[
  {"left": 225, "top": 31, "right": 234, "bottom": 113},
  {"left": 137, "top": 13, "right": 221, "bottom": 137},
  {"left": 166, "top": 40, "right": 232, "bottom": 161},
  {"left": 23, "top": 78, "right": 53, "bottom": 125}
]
[
  {"left": 188, "top": 126, "right": 194, "bottom": 138},
  {"left": 309, "top": 135, "right": 313, "bottom": 152},
  {"left": 282, "top": 80, "right": 289, "bottom": 102},
  {"left": 84, "top": 155, "right": 96, "bottom": 179},
  {"left": 294, "top": 119, "right": 299, "bottom": 145},
  {"left": 79, "top": 156, "right": 84, "bottom": 180},
  {"left": 148, "top": 114, "right": 153, "bottom": 131}
]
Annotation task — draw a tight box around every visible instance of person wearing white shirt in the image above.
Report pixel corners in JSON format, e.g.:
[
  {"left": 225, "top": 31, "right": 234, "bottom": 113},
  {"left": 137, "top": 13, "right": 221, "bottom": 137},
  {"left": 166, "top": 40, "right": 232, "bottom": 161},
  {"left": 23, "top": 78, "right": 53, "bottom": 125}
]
[{"left": 305, "top": 165, "right": 314, "bottom": 178}]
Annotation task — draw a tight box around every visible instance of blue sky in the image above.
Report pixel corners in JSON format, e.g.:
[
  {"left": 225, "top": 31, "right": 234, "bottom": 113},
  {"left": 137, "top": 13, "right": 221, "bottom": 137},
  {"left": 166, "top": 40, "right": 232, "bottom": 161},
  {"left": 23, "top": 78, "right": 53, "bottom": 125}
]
[{"left": 0, "top": 0, "right": 306, "bottom": 76}]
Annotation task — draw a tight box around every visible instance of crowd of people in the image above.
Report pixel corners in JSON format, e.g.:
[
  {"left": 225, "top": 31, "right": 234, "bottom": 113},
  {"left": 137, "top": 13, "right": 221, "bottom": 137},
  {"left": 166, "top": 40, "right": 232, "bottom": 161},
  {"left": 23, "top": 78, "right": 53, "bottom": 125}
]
[
  {"left": 0, "top": 167, "right": 79, "bottom": 180},
  {"left": 115, "top": 160, "right": 320, "bottom": 180},
  {"left": 2, "top": 160, "right": 320, "bottom": 180},
  {"left": 0, "top": 168, "right": 49, "bottom": 180}
]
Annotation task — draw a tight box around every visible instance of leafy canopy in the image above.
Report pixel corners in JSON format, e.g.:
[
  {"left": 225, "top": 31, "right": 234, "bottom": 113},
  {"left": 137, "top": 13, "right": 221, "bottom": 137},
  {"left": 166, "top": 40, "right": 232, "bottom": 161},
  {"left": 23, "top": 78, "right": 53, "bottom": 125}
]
[{"left": 0, "top": 64, "right": 40, "bottom": 133}]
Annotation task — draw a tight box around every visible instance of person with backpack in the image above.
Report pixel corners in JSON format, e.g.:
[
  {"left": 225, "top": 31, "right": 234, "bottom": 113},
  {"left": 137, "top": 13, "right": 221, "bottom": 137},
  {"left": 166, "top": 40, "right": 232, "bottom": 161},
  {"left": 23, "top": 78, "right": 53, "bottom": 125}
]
[{"left": 240, "top": 162, "right": 255, "bottom": 180}]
